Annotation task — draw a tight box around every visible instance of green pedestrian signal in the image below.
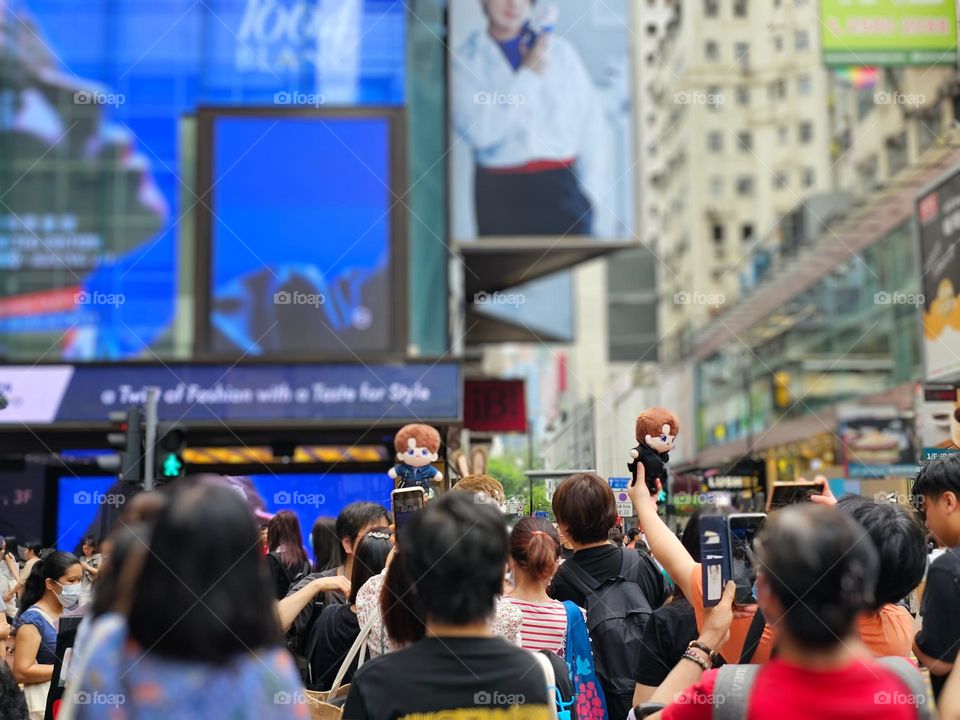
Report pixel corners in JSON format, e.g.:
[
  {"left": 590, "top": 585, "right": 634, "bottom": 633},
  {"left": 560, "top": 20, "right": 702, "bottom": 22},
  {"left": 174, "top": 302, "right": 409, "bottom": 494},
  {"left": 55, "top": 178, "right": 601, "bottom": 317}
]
[{"left": 161, "top": 453, "right": 183, "bottom": 478}]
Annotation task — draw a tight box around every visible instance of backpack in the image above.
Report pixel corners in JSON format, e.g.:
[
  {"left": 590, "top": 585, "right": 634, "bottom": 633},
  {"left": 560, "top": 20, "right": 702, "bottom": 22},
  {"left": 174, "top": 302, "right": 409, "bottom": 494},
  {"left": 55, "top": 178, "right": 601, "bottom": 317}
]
[
  {"left": 558, "top": 549, "right": 654, "bottom": 720},
  {"left": 711, "top": 656, "right": 932, "bottom": 720}
]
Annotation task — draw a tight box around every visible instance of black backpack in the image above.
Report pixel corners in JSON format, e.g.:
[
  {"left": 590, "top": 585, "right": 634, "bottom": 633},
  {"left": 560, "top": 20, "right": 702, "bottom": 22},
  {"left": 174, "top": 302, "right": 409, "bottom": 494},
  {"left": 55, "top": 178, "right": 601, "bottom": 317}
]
[{"left": 558, "top": 549, "right": 654, "bottom": 720}]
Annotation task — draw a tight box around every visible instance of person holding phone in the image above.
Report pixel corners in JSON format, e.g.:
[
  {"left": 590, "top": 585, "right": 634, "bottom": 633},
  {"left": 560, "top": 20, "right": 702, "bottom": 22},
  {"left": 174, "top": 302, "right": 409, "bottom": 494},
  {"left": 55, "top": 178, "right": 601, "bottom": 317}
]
[{"left": 452, "top": 0, "right": 609, "bottom": 237}]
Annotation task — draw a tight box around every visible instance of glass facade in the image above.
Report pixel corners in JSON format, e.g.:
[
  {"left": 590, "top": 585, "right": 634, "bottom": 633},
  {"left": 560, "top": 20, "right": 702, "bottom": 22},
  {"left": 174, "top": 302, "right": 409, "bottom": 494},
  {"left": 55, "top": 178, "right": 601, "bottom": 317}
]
[{"left": 697, "top": 222, "right": 922, "bottom": 450}]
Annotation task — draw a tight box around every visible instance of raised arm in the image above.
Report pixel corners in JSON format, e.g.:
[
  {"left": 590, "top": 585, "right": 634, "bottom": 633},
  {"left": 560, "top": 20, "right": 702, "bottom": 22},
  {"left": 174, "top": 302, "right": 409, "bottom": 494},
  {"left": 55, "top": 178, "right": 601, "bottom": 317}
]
[
  {"left": 276, "top": 575, "right": 350, "bottom": 634},
  {"left": 628, "top": 463, "right": 697, "bottom": 602}
]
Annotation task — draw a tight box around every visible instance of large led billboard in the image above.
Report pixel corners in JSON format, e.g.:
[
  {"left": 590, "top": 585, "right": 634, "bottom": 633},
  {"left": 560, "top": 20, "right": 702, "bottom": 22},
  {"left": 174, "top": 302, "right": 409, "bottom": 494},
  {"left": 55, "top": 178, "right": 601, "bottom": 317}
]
[{"left": 821, "top": 0, "right": 958, "bottom": 66}]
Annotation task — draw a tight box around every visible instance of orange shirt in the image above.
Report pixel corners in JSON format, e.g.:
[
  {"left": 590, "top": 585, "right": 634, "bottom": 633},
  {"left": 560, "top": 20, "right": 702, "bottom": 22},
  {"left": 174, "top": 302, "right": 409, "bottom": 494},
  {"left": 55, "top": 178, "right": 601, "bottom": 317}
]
[
  {"left": 857, "top": 604, "right": 914, "bottom": 658},
  {"left": 689, "top": 564, "right": 775, "bottom": 663}
]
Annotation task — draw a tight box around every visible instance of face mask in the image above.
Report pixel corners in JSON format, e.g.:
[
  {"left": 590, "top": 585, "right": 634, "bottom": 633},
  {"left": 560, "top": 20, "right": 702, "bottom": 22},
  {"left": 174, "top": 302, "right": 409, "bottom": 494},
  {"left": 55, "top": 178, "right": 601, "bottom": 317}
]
[{"left": 54, "top": 581, "right": 81, "bottom": 609}]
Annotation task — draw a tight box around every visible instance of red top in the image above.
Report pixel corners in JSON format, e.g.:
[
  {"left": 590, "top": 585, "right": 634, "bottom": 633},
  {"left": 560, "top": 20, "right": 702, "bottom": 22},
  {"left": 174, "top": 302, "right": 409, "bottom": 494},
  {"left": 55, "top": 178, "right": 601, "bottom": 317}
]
[{"left": 662, "top": 658, "right": 917, "bottom": 720}]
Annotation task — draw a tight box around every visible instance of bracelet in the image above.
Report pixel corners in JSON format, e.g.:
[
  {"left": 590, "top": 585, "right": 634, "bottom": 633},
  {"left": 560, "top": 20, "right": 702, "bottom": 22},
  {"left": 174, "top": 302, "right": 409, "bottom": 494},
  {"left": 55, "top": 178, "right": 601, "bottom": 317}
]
[
  {"left": 681, "top": 649, "right": 711, "bottom": 672},
  {"left": 688, "top": 640, "right": 719, "bottom": 664}
]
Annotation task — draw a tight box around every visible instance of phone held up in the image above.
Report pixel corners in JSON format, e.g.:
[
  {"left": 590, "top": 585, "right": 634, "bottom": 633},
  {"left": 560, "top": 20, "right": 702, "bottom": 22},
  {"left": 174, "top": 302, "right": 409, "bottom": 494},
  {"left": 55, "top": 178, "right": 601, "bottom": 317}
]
[
  {"left": 391, "top": 486, "right": 426, "bottom": 534},
  {"left": 700, "top": 512, "right": 766, "bottom": 607},
  {"left": 766, "top": 480, "right": 821, "bottom": 511}
]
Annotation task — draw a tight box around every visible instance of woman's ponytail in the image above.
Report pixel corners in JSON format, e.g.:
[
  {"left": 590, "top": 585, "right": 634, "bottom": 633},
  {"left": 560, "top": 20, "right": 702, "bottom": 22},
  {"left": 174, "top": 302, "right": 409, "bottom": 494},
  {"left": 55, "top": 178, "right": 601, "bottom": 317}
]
[
  {"left": 16, "top": 550, "right": 80, "bottom": 618},
  {"left": 509, "top": 517, "right": 561, "bottom": 583},
  {"left": 17, "top": 560, "right": 46, "bottom": 618}
]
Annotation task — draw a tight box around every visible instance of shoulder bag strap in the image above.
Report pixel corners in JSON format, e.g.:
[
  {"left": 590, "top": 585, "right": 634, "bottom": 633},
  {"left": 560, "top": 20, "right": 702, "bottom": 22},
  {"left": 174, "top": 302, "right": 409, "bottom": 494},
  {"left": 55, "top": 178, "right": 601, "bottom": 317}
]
[
  {"left": 559, "top": 557, "right": 601, "bottom": 598},
  {"left": 532, "top": 651, "right": 560, "bottom": 720},
  {"left": 712, "top": 664, "right": 761, "bottom": 720},
  {"left": 327, "top": 608, "right": 379, "bottom": 694},
  {"left": 877, "top": 657, "right": 931, "bottom": 720},
  {"left": 739, "top": 607, "right": 766, "bottom": 664}
]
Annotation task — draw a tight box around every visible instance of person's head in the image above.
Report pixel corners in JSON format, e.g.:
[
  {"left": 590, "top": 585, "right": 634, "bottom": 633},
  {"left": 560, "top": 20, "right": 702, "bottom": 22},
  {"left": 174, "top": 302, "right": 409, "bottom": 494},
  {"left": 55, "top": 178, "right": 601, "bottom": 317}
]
[
  {"left": 348, "top": 528, "right": 393, "bottom": 605},
  {"left": 608, "top": 527, "right": 624, "bottom": 547},
  {"left": 912, "top": 454, "right": 960, "bottom": 547},
  {"left": 509, "top": 516, "right": 560, "bottom": 586},
  {"left": 18, "top": 540, "right": 41, "bottom": 562},
  {"left": 267, "top": 510, "right": 308, "bottom": 571},
  {"left": 452, "top": 474, "right": 506, "bottom": 510},
  {"left": 482, "top": 0, "right": 533, "bottom": 37},
  {"left": 836, "top": 496, "right": 926, "bottom": 610},
  {"left": 393, "top": 424, "right": 442, "bottom": 469},
  {"left": 383, "top": 493, "right": 507, "bottom": 639},
  {"left": 259, "top": 524, "right": 269, "bottom": 546},
  {"left": 335, "top": 502, "right": 390, "bottom": 559},
  {"left": 91, "top": 522, "right": 152, "bottom": 620},
  {"left": 753, "top": 504, "right": 878, "bottom": 650},
  {"left": 311, "top": 516, "right": 341, "bottom": 573},
  {"left": 128, "top": 483, "right": 281, "bottom": 663},
  {"left": 552, "top": 472, "right": 618, "bottom": 547},
  {"left": 80, "top": 534, "right": 98, "bottom": 558},
  {"left": 626, "top": 528, "right": 640, "bottom": 546},
  {"left": 18, "top": 550, "right": 82, "bottom": 616}
]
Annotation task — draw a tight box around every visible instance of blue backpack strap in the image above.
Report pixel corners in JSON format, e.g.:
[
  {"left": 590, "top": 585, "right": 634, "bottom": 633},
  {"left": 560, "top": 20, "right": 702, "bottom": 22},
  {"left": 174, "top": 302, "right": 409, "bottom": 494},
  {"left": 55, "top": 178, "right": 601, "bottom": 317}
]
[
  {"left": 562, "top": 600, "right": 608, "bottom": 719},
  {"left": 712, "top": 664, "right": 761, "bottom": 720},
  {"left": 877, "top": 657, "right": 931, "bottom": 720}
]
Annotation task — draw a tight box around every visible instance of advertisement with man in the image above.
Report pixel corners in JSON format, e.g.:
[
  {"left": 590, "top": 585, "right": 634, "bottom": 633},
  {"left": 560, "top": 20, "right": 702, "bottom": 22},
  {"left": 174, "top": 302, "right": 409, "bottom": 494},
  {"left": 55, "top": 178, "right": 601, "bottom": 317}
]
[{"left": 449, "top": 0, "right": 634, "bottom": 242}]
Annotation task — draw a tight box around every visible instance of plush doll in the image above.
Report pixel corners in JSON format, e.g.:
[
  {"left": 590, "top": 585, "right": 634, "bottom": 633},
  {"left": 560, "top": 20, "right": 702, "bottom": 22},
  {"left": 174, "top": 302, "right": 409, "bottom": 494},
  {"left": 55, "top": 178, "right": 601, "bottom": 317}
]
[
  {"left": 628, "top": 407, "right": 680, "bottom": 494},
  {"left": 389, "top": 423, "right": 443, "bottom": 498}
]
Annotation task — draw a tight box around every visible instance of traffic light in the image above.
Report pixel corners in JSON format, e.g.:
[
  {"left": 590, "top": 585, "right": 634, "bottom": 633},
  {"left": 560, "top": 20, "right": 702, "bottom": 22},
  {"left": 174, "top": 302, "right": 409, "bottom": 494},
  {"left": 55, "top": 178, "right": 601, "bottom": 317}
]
[
  {"left": 155, "top": 424, "right": 186, "bottom": 482},
  {"left": 108, "top": 408, "right": 143, "bottom": 485}
]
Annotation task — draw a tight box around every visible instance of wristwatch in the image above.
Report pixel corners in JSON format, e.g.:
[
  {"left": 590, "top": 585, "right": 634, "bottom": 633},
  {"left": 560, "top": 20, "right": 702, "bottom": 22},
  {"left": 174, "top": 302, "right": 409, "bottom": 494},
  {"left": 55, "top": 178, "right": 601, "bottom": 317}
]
[{"left": 687, "top": 640, "right": 719, "bottom": 666}]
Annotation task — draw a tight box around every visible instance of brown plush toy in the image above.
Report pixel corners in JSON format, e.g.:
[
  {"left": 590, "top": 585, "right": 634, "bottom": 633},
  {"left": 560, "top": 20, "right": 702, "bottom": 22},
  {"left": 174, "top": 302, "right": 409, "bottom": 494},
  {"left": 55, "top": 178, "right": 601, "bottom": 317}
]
[
  {"left": 628, "top": 407, "right": 680, "bottom": 494},
  {"left": 388, "top": 423, "right": 443, "bottom": 498}
]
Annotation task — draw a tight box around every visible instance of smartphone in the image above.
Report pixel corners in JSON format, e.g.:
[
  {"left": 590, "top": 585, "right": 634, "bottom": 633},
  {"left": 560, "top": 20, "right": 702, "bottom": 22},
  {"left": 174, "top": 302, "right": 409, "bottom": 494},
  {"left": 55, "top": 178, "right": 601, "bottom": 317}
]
[
  {"left": 766, "top": 481, "right": 820, "bottom": 511},
  {"left": 728, "top": 513, "right": 766, "bottom": 605},
  {"left": 699, "top": 514, "right": 731, "bottom": 608},
  {"left": 391, "top": 487, "right": 425, "bottom": 533}
]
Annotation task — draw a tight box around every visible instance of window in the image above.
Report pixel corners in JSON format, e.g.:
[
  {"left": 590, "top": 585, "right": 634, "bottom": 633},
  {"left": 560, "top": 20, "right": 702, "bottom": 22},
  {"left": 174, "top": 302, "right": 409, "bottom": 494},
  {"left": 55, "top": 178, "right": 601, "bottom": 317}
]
[
  {"left": 712, "top": 224, "right": 725, "bottom": 244},
  {"left": 773, "top": 171, "right": 788, "bottom": 189},
  {"left": 769, "top": 79, "right": 786, "bottom": 101},
  {"left": 737, "top": 176, "right": 755, "bottom": 196},
  {"left": 707, "top": 85, "right": 723, "bottom": 111},
  {"left": 797, "top": 74, "right": 812, "bottom": 96},
  {"left": 708, "top": 131, "right": 724, "bottom": 152},
  {"left": 795, "top": 30, "right": 809, "bottom": 51},
  {"left": 736, "top": 86, "right": 750, "bottom": 106},
  {"left": 773, "top": 35, "right": 784, "bottom": 52},
  {"left": 741, "top": 224, "right": 755, "bottom": 242},
  {"left": 802, "top": 168, "right": 816, "bottom": 187},
  {"left": 710, "top": 177, "right": 724, "bottom": 196},
  {"left": 799, "top": 121, "right": 814, "bottom": 143},
  {"left": 704, "top": 0, "right": 719, "bottom": 17},
  {"left": 918, "top": 109, "right": 943, "bottom": 154},
  {"left": 734, "top": 0, "right": 748, "bottom": 17},
  {"left": 646, "top": 24, "right": 657, "bottom": 37},
  {"left": 886, "top": 132, "right": 908, "bottom": 176},
  {"left": 735, "top": 42, "right": 750, "bottom": 68},
  {"left": 737, "top": 131, "right": 753, "bottom": 152},
  {"left": 706, "top": 40, "right": 720, "bottom": 61},
  {"left": 778, "top": 125, "right": 788, "bottom": 144}
]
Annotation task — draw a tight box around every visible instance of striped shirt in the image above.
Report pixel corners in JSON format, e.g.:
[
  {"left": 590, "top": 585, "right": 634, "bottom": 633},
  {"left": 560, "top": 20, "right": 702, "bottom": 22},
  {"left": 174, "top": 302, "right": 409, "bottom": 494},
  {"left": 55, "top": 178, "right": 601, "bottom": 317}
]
[{"left": 504, "top": 597, "right": 574, "bottom": 657}]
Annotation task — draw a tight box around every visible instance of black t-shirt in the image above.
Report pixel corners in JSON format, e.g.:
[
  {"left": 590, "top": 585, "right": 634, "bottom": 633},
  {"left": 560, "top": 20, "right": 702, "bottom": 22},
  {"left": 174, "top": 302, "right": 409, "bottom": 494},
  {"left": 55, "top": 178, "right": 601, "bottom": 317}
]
[
  {"left": 916, "top": 548, "right": 960, "bottom": 698},
  {"left": 286, "top": 566, "right": 348, "bottom": 647},
  {"left": 267, "top": 552, "right": 310, "bottom": 600},
  {"left": 343, "top": 636, "right": 552, "bottom": 720},
  {"left": 308, "top": 603, "right": 361, "bottom": 690},
  {"left": 549, "top": 544, "right": 668, "bottom": 609},
  {"left": 633, "top": 596, "right": 699, "bottom": 687}
]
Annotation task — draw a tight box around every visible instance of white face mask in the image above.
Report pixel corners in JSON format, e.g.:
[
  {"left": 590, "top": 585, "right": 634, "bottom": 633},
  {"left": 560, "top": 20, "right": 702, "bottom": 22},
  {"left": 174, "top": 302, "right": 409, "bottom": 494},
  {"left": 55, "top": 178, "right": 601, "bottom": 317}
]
[{"left": 54, "top": 581, "right": 81, "bottom": 609}]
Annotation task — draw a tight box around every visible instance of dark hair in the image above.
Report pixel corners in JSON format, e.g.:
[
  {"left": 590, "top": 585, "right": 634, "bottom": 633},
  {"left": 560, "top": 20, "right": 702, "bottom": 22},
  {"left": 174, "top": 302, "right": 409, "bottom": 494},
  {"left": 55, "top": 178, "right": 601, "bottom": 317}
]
[
  {"left": 552, "top": 472, "right": 618, "bottom": 544},
  {"left": 756, "top": 504, "right": 878, "bottom": 649},
  {"left": 128, "top": 483, "right": 282, "bottom": 662},
  {"left": 381, "top": 546, "right": 427, "bottom": 646},
  {"left": 18, "top": 551, "right": 80, "bottom": 618},
  {"left": 837, "top": 496, "right": 926, "bottom": 610},
  {"left": 80, "top": 534, "right": 98, "bottom": 555},
  {"left": 335, "top": 502, "right": 390, "bottom": 548},
  {"left": 913, "top": 454, "right": 960, "bottom": 502},
  {"left": 349, "top": 529, "right": 392, "bottom": 605},
  {"left": 626, "top": 528, "right": 641, "bottom": 542},
  {"left": 267, "top": 510, "right": 308, "bottom": 573},
  {"left": 386, "top": 493, "right": 507, "bottom": 630},
  {"left": 608, "top": 527, "right": 624, "bottom": 546},
  {"left": 20, "top": 540, "right": 41, "bottom": 555},
  {"left": 91, "top": 523, "right": 151, "bottom": 619},
  {"left": 510, "top": 517, "right": 560, "bottom": 583},
  {"left": 311, "top": 517, "right": 342, "bottom": 573},
  {"left": 0, "top": 663, "right": 27, "bottom": 719}
]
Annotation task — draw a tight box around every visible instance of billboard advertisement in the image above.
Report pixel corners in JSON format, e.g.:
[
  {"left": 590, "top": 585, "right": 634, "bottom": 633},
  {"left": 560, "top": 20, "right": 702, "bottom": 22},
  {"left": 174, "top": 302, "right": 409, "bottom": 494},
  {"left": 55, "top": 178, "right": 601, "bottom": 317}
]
[
  {"left": 917, "top": 167, "right": 960, "bottom": 382},
  {"left": 821, "top": 0, "right": 958, "bottom": 66},
  {"left": 838, "top": 409, "right": 918, "bottom": 478},
  {"left": 197, "top": 110, "right": 403, "bottom": 357},
  {"left": 0, "top": 0, "right": 405, "bottom": 361},
  {"left": 448, "top": 0, "right": 635, "bottom": 242}
]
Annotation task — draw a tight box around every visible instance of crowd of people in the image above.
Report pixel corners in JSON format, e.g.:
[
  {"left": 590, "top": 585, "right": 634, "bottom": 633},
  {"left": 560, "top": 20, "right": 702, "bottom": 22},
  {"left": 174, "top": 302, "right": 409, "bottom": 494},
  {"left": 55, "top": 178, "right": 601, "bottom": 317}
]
[{"left": 0, "top": 456, "right": 960, "bottom": 719}]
